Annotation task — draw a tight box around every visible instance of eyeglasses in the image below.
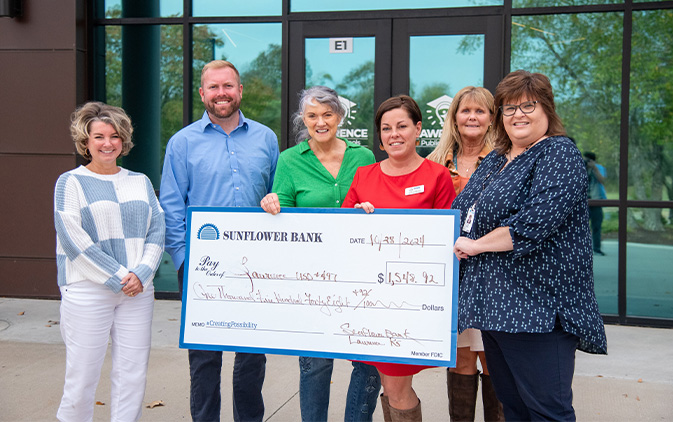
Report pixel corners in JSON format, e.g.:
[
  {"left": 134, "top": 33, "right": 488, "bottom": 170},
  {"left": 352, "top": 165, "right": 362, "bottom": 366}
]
[{"left": 500, "top": 101, "right": 538, "bottom": 117}]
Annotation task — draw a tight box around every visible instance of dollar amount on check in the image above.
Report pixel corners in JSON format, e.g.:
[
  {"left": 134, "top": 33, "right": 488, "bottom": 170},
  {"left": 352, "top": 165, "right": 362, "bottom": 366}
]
[{"left": 180, "top": 207, "right": 460, "bottom": 367}]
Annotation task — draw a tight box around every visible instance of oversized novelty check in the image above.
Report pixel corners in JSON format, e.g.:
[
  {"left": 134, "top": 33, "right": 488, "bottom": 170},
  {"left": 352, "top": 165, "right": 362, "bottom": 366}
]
[{"left": 180, "top": 207, "right": 459, "bottom": 367}]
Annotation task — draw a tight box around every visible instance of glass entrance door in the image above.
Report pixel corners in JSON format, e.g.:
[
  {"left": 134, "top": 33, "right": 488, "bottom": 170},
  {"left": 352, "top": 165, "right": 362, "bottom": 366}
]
[
  {"left": 288, "top": 16, "right": 502, "bottom": 159},
  {"left": 392, "top": 16, "right": 502, "bottom": 156},
  {"left": 288, "top": 20, "right": 391, "bottom": 159}
]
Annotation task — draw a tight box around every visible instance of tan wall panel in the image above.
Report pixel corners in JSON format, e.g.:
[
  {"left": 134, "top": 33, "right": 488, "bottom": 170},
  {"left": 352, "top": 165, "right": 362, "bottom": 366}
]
[
  {"left": 0, "top": 51, "right": 77, "bottom": 154},
  {"left": 0, "top": 258, "right": 60, "bottom": 298},
  {"left": 0, "top": 155, "right": 76, "bottom": 258},
  {"left": 0, "top": 0, "right": 76, "bottom": 50}
]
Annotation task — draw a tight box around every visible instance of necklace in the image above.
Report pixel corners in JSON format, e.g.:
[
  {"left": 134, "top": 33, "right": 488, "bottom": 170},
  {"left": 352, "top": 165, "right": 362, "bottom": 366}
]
[
  {"left": 456, "top": 155, "right": 480, "bottom": 175},
  {"left": 507, "top": 140, "right": 537, "bottom": 162},
  {"left": 459, "top": 160, "right": 478, "bottom": 175}
]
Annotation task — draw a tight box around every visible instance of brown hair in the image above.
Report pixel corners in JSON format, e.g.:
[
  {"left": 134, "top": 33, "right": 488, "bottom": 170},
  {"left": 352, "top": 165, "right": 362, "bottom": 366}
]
[
  {"left": 375, "top": 95, "right": 422, "bottom": 146},
  {"left": 70, "top": 102, "right": 134, "bottom": 160},
  {"left": 493, "top": 70, "right": 566, "bottom": 155},
  {"left": 201, "top": 60, "right": 241, "bottom": 87},
  {"left": 427, "top": 86, "right": 495, "bottom": 165}
]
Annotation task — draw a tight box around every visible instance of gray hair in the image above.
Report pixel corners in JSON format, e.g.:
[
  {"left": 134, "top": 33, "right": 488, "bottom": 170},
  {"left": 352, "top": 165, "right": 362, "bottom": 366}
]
[{"left": 293, "top": 86, "right": 346, "bottom": 143}]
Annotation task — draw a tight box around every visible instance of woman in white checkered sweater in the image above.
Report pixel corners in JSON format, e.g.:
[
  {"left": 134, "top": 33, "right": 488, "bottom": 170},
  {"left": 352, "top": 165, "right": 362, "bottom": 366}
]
[{"left": 54, "top": 102, "right": 165, "bottom": 422}]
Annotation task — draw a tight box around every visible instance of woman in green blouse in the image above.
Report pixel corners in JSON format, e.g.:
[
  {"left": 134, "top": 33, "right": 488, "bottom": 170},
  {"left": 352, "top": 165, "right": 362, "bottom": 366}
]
[{"left": 260, "top": 86, "right": 380, "bottom": 422}]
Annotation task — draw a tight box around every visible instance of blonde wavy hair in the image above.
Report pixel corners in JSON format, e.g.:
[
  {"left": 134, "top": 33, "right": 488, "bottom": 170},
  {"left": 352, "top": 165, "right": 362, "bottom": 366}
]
[
  {"left": 70, "top": 102, "right": 134, "bottom": 160},
  {"left": 427, "top": 86, "right": 495, "bottom": 165}
]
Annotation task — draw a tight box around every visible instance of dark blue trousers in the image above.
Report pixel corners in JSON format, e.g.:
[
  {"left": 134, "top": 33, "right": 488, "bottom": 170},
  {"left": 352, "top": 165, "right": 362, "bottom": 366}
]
[
  {"left": 588, "top": 206, "right": 604, "bottom": 253},
  {"left": 481, "top": 321, "right": 579, "bottom": 421},
  {"left": 179, "top": 264, "right": 266, "bottom": 422}
]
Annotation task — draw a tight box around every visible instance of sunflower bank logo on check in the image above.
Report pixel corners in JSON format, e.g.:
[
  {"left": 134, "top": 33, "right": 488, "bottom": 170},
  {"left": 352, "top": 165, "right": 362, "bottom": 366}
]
[{"left": 197, "top": 223, "right": 220, "bottom": 240}]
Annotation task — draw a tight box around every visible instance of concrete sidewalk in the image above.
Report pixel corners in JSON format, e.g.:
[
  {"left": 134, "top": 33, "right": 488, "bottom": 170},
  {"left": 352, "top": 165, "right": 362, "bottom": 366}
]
[{"left": 1, "top": 298, "right": 672, "bottom": 421}]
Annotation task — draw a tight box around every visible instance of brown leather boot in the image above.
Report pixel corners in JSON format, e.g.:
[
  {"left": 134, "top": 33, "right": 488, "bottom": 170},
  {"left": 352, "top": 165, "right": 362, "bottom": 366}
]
[
  {"left": 480, "top": 373, "right": 505, "bottom": 422},
  {"left": 380, "top": 394, "right": 392, "bottom": 422},
  {"left": 447, "top": 370, "right": 479, "bottom": 421},
  {"left": 389, "top": 399, "right": 422, "bottom": 421}
]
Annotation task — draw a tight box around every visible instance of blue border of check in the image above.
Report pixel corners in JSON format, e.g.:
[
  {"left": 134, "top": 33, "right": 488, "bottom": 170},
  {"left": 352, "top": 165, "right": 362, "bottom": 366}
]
[{"left": 180, "top": 206, "right": 460, "bottom": 368}]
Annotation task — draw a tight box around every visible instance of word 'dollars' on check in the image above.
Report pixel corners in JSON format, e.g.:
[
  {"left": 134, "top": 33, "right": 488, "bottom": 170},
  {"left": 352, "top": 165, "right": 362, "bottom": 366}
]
[{"left": 180, "top": 207, "right": 460, "bottom": 367}]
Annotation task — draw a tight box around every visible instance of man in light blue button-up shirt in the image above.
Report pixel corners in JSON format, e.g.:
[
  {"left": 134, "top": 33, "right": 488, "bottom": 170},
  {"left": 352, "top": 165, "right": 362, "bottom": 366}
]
[{"left": 160, "top": 60, "right": 279, "bottom": 422}]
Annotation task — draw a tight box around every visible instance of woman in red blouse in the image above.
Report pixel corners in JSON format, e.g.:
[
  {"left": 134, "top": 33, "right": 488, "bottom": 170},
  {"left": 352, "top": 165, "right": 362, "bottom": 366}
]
[{"left": 343, "top": 95, "right": 455, "bottom": 421}]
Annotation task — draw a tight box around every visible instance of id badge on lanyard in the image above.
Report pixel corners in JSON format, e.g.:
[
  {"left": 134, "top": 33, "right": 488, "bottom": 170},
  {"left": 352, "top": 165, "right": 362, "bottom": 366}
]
[{"left": 463, "top": 204, "right": 476, "bottom": 233}]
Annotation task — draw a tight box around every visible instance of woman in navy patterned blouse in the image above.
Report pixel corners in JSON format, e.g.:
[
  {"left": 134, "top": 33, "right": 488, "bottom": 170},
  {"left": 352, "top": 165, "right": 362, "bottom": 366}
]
[{"left": 452, "top": 70, "right": 607, "bottom": 421}]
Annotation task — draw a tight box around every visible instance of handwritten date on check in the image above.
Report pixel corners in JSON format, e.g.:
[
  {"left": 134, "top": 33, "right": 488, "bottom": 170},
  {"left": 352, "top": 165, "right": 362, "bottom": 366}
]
[{"left": 180, "top": 207, "right": 460, "bottom": 367}]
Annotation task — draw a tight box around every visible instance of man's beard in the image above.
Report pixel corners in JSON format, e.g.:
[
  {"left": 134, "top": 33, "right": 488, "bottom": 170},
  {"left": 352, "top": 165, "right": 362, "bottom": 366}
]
[{"left": 206, "top": 96, "right": 240, "bottom": 120}]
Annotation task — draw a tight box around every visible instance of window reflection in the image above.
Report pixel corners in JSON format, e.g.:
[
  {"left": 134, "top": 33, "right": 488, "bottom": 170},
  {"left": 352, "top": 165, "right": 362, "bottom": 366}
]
[
  {"left": 510, "top": 12, "right": 622, "bottom": 199},
  {"left": 192, "top": 24, "right": 282, "bottom": 140},
  {"left": 154, "top": 252, "right": 180, "bottom": 293},
  {"left": 104, "top": 26, "right": 122, "bottom": 107},
  {"left": 626, "top": 208, "right": 673, "bottom": 319},
  {"left": 193, "top": 0, "right": 281, "bottom": 17},
  {"left": 628, "top": 10, "right": 673, "bottom": 203},
  {"left": 513, "top": 0, "right": 619, "bottom": 7},
  {"left": 101, "top": 0, "right": 182, "bottom": 18},
  {"left": 592, "top": 207, "right": 618, "bottom": 315},
  {"left": 102, "top": 24, "right": 182, "bottom": 174},
  {"left": 101, "top": 24, "right": 184, "bottom": 292},
  {"left": 304, "top": 37, "right": 375, "bottom": 150},
  {"left": 159, "top": 26, "right": 184, "bottom": 161},
  {"left": 103, "top": 25, "right": 184, "bottom": 160},
  {"left": 157, "top": 24, "right": 184, "bottom": 295},
  {"left": 409, "top": 34, "right": 485, "bottom": 157},
  {"left": 291, "top": 0, "right": 501, "bottom": 12},
  {"left": 92, "top": 1, "right": 673, "bottom": 309}
]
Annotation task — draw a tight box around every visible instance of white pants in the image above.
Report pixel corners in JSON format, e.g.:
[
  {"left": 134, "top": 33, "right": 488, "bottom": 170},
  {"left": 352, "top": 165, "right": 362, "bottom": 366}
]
[{"left": 57, "top": 280, "right": 154, "bottom": 422}]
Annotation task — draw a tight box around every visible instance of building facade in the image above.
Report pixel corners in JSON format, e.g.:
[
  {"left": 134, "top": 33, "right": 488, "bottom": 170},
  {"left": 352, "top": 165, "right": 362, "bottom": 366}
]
[{"left": 1, "top": 0, "right": 671, "bottom": 327}]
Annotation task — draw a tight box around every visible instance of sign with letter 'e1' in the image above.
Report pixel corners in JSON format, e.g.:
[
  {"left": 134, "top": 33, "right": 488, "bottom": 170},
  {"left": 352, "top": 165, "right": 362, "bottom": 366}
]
[{"left": 330, "top": 38, "right": 353, "bottom": 53}]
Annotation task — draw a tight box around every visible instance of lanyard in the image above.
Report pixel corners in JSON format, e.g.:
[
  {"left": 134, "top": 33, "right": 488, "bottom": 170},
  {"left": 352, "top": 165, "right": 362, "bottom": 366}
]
[{"left": 462, "top": 155, "right": 507, "bottom": 234}]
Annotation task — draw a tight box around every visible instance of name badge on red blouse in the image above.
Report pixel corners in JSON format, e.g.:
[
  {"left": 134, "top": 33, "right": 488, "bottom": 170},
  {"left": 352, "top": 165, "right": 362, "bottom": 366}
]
[{"left": 405, "top": 185, "right": 424, "bottom": 196}]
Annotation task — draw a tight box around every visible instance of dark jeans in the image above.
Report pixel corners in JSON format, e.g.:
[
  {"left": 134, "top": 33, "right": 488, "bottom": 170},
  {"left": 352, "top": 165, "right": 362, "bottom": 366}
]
[
  {"left": 179, "top": 263, "right": 266, "bottom": 422},
  {"left": 344, "top": 361, "right": 381, "bottom": 421},
  {"left": 588, "top": 206, "right": 604, "bottom": 252},
  {"left": 481, "top": 320, "right": 579, "bottom": 421},
  {"left": 298, "top": 357, "right": 381, "bottom": 421}
]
